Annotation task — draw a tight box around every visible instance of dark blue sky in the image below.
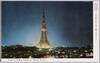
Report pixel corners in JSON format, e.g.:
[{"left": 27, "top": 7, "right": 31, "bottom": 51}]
[{"left": 2, "top": 1, "right": 93, "bottom": 47}]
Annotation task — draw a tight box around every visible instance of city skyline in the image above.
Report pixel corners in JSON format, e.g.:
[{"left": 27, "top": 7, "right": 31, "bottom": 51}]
[{"left": 2, "top": 1, "right": 93, "bottom": 47}]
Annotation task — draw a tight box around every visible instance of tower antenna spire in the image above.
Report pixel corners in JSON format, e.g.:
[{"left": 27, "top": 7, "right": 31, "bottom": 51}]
[
  {"left": 42, "top": 2, "right": 46, "bottom": 29},
  {"left": 43, "top": 2, "right": 44, "bottom": 10}
]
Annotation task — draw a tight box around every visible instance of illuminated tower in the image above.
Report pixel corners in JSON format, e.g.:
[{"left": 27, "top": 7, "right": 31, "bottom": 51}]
[{"left": 37, "top": 4, "right": 52, "bottom": 48}]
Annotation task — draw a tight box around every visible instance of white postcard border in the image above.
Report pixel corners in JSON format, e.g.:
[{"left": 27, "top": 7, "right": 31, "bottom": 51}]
[{"left": 0, "top": 1, "right": 99, "bottom": 62}]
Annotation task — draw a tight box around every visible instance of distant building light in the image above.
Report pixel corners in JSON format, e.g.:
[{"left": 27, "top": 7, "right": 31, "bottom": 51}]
[
  {"left": 62, "top": 45, "right": 65, "bottom": 47},
  {"left": 69, "top": 55, "right": 72, "bottom": 57},
  {"left": 61, "top": 52, "right": 65, "bottom": 54},
  {"left": 74, "top": 50, "right": 76, "bottom": 52},
  {"left": 46, "top": 52, "right": 49, "bottom": 54},
  {"left": 58, "top": 51, "right": 60, "bottom": 53},
  {"left": 85, "top": 50, "right": 88, "bottom": 52},
  {"left": 55, "top": 56, "right": 59, "bottom": 58},
  {"left": 80, "top": 54, "right": 83, "bottom": 56},
  {"left": 65, "top": 55, "right": 68, "bottom": 58},
  {"left": 55, "top": 46, "right": 58, "bottom": 47},
  {"left": 28, "top": 51, "right": 30, "bottom": 52},
  {"left": 48, "top": 48, "right": 52, "bottom": 51},
  {"left": 29, "top": 56, "right": 32, "bottom": 58},
  {"left": 86, "top": 52, "right": 93, "bottom": 57}
]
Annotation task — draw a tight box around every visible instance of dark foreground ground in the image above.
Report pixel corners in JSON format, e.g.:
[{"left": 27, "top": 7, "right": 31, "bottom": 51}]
[{"left": 2, "top": 45, "right": 93, "bottom": 58}]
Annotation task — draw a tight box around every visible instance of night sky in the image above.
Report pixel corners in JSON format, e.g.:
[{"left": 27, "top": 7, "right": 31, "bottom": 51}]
[{"left": 2, "top": 1, "right": 93, "bottom": 47}]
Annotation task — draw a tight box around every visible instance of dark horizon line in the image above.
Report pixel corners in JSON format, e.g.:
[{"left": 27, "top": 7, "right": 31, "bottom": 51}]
[{"left": 2, "top": 44, "right": 93, "bottom": 47}]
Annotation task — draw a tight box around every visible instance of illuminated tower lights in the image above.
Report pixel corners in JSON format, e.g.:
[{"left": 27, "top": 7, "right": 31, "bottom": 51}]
[{"left": 37, "top": 3, "right": 52, "bottom": 48}]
